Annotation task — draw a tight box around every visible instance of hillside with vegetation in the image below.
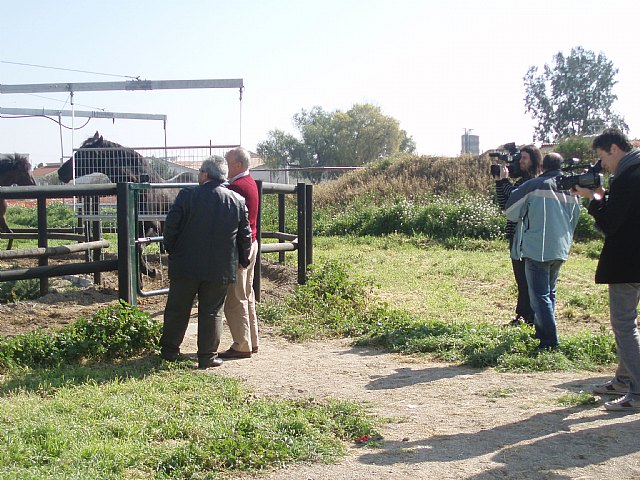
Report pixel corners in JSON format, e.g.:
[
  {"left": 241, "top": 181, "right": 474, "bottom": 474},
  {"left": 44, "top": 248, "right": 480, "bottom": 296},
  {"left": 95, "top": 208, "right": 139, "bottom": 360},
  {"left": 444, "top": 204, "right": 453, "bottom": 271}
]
[
  {"left": 303, "top": 153, "right": 598, "bottom": 243},
  {"left": 313, "top": 153, "right": 495, "bottom": 209}
]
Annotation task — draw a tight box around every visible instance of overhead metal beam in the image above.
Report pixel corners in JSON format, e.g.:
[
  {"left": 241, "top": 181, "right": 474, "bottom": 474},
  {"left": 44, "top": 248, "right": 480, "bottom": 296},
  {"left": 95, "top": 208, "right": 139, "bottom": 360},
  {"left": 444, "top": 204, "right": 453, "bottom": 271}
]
[
  {"left": 0, "top": 107, "right": 166, "bottom": 121},
  {"left": 0, "top": 78, "right": 244, "bottom": 94}
]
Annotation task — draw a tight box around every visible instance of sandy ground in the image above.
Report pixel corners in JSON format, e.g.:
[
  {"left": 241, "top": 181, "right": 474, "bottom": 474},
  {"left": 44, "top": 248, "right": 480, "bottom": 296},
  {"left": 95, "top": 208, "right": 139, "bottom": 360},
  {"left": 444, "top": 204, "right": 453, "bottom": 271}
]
[
  {"left": 0, "top": 260, "right": 639, "bottom": 479},
  {"left": 191, "top": 326, "right": 640, "bottom": 480}
]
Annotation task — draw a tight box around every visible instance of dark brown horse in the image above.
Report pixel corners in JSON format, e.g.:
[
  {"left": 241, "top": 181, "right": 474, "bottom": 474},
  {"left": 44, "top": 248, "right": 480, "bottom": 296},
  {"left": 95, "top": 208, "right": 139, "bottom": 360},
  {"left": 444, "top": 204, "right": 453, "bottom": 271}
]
[
  {"left": 0, "top": 154, "right": 37, "bottom": 233},
  {"left": 57, "top": 132, "right": 183, "bottom": 277}
]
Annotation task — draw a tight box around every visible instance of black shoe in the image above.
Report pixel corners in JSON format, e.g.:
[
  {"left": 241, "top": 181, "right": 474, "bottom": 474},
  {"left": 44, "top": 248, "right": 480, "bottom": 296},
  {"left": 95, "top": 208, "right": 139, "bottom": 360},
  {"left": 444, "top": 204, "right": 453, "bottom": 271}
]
[
  {"left": 160, "top": 351, "right": 187, "bottom": 362},
  {"left": 198, "top": 357, "right": 223, "bottom": 369},
  {"left": 218, "top": 348, "right": 252, "bottom": 359},
  {"left": 504, "top": 316, "right": 525, "bottom": 327}
]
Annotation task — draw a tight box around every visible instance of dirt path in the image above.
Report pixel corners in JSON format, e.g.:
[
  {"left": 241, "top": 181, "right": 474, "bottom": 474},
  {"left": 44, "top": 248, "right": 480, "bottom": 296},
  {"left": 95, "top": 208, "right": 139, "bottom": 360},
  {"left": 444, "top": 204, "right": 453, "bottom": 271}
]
[{"left": 180, "top": 325, "right": 640, "bottom": 479}]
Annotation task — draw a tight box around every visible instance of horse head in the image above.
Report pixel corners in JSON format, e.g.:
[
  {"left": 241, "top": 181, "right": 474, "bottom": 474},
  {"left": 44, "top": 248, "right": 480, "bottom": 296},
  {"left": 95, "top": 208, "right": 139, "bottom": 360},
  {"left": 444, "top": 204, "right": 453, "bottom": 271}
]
[
  {"left": 57, "top": 131, "right": 153, "bottom": 184},
  {"left": 0, "top": 154, "right": 37, "bottom": 187}
]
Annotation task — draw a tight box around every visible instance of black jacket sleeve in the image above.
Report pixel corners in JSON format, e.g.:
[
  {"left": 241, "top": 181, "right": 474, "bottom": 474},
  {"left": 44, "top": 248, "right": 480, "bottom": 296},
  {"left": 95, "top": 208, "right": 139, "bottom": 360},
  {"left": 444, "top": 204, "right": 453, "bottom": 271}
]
[{"left": 236, "top": 203, "right": 253, "bottom": 268}]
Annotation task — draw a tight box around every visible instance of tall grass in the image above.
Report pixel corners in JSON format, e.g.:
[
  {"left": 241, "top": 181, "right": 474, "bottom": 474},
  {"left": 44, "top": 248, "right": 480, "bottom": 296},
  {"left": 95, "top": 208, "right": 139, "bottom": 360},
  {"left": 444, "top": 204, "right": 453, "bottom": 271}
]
[{"left": 258, "top": 258, "right": 616, "bottom": 372}]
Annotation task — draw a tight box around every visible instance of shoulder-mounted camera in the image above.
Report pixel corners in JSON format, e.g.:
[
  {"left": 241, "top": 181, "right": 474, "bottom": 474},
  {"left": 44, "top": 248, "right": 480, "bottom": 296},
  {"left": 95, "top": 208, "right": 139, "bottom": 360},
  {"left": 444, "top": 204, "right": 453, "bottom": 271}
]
[
  {"left": 490, "top": 142, "right": 522, "bottom": 178},
  {"left": 554, "top": 158, "right": 603, "bottom": 191}
]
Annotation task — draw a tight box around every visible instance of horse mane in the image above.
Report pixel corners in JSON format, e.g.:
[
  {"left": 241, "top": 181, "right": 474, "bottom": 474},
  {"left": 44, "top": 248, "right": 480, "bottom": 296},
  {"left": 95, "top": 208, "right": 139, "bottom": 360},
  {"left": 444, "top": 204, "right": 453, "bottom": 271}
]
[
  {"left": 0, "top": 154, "right": 31, "bottom": 174},
  {"left": 81, "top": 135, "right": 129, "bottom": 151}
]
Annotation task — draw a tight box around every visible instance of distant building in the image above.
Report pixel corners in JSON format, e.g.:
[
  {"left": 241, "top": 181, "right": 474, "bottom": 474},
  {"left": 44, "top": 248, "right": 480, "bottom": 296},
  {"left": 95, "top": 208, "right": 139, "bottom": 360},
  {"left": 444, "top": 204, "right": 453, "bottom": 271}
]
[
  {"left": 32, "top": 162, "right": 62, "bottom": 185},
  {"left": 461, "top": 134, "right": 480, "bottom": 155}
]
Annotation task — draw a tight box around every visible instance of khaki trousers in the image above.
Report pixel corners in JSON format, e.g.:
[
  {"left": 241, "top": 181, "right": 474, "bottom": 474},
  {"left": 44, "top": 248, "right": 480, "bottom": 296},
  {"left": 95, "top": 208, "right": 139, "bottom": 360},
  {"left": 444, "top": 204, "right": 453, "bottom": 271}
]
[{"left": 223, "top": 241, "right": 259, "bottom": 352}]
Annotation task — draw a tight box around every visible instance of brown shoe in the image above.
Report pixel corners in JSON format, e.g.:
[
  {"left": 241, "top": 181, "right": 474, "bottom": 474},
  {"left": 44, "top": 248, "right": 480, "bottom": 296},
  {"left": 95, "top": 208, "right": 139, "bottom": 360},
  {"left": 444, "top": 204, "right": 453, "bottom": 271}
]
[
  {"left": 251, "top": 346, "right": 259, "bottom": 354},
  {"left": 218, "top": 347, "right": 252, "bottom": 359}
]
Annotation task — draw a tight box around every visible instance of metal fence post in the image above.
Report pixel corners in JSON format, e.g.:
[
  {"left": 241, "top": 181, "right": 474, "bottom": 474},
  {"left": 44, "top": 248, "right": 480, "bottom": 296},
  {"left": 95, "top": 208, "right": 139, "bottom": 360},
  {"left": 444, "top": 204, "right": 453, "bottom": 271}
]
[
  {"left": 296, "top": 182, "right": 307, "bottom": 284},
  {"left": 117, "top": 183, "right": 137, "bottom": 305},
  {"left": 254, "top": 180, "right": 263, "bottom": 302},
  {"left": 278, "top": 193, "right": 285, "bottom": 264},
  {"left": 37, "top": 197, "right": 48, "bottom": 296},
  {"left": 305, "top": 184, "right": 313, "bottom": 268}
]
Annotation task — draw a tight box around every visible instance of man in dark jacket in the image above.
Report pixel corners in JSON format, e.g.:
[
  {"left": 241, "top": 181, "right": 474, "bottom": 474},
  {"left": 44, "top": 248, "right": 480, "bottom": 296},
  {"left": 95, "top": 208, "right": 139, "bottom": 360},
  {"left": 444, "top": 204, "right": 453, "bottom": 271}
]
[
  {"left": 494, "top": 145, "right": 542, "bottom": 326},
  {"left": 159, "top": 155, "right": 252, "bottom": 369},
  {"left": 573, "top": 128, "right": 640, "bottom": 412}
]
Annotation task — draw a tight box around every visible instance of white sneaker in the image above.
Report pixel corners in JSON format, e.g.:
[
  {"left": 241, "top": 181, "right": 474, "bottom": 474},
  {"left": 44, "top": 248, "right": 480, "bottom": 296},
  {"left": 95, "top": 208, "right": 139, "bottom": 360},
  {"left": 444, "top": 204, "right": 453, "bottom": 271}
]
[
  {"left": 592, "top": 379, "right": 628, "bottom": 396},
  {"left": 604, "top": 394, "right": 640, "bottom": 412}
]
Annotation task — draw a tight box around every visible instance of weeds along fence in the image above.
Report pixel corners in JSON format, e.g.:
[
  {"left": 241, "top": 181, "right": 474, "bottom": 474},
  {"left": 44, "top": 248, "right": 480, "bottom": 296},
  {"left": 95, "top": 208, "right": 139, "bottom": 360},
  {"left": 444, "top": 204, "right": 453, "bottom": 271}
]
[{"left": 0, "top": 180, "right": 313, "bottom": 305}]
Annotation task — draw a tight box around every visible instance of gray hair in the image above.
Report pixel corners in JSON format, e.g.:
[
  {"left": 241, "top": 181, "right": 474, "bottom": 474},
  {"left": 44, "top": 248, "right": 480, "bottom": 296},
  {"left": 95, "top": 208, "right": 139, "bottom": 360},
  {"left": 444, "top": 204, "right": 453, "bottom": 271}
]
[
  {"left": 200, "top": 155, "right": 228, "bottom": 181},
  {"left": 225, "top": 147, "right": 251, "bottom": 169}
]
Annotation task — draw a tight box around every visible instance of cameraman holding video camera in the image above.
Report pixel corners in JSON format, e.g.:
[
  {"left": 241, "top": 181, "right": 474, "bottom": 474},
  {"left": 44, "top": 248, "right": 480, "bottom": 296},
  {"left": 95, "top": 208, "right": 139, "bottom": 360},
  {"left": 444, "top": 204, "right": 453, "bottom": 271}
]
[
  {"left": 493, "top": 145, "right": 542, "bottom": 327},
  {"left": 572, "top": 128, "right": 640, "bottom": 412}
]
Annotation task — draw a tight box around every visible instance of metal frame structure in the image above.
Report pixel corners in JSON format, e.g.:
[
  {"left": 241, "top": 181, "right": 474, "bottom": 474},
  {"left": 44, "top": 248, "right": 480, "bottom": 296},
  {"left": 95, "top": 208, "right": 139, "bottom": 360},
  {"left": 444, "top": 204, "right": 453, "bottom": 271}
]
[
  {"left": 0, "top": 77, "right": 244, "bottom": 152},
  {"left": 0, "top": 107, "right": 166, "bottom": 122}
]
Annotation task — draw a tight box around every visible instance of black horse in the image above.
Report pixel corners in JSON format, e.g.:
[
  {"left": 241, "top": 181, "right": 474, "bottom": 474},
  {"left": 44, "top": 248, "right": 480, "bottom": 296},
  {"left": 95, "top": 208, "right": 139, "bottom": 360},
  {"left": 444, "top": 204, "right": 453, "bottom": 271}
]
[
  {"left": 58, "top": 132, "right": 183, "bottom": 277},
  {"left": 0, "top": 154, "right": 37, "bottom": 233}
]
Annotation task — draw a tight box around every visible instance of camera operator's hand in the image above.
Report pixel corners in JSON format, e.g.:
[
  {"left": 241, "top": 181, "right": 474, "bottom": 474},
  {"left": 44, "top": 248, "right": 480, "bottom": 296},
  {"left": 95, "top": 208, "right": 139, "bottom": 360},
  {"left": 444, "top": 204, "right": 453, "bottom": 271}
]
[
  {"left": 498, "top": 164, "right": 509, "bottom": 180},
  {"left": 572, "top": 185, "right": 605, "bottom": 201}
]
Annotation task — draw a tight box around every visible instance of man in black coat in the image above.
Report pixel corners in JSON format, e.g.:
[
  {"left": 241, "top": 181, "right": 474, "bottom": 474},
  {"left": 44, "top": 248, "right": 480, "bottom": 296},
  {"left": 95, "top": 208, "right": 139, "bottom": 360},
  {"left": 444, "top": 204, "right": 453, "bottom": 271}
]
[
  {"left": 159, "top": 155, "right": 252, "bottom": 369},
  {"left": 573, "top": 128, "right": 640, "bottom": 411}
]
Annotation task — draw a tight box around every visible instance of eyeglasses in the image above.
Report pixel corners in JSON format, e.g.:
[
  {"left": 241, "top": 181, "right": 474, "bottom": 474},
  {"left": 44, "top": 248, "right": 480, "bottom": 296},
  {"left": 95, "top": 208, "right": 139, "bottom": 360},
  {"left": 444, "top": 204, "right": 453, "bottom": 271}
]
[{"left": 199, "top": 169, "right": 206, "bottom": 173}]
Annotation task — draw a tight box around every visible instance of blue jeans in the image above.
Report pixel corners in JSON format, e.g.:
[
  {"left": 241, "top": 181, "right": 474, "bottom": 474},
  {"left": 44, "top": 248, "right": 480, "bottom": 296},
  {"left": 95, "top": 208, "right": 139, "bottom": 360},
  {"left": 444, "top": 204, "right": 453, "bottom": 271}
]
[
  {"left": 609, "top": 283, "right": 640, "bottom": 399},
  {"left": 524, "top": 258, "right": 563, "bottom": 348}
]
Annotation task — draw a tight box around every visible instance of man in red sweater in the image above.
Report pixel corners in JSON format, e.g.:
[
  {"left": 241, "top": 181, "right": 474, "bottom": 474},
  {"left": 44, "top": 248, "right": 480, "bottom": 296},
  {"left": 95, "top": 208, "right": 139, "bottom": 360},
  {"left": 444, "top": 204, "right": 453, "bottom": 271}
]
[{"left": 218, "top": 147, "right": 260, "bottom": 359}]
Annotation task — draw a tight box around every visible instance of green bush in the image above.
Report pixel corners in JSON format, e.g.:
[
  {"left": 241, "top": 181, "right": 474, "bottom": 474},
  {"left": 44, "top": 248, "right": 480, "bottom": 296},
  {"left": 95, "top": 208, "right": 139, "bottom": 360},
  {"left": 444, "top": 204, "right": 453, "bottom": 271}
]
[
  {"left": 264, "top": 260, "right": 616, "bottom": 372},
  {"left": 6, "top": 201, "right": 75, "bottom": 228},
  {"left": 317, "top": 195, "right": 504, "bottom": 240},
  {"left": 554, "top": 136, "right": 598, "bottom": 164},
  {"left": 574, "top": 204, "right": 603, "bottom": 241},
  {"left": 0, "top": 301, "right": 161, "bottom": 370},
  {"left": 0, "top": 278, "right": 42, "bottom": 303}
]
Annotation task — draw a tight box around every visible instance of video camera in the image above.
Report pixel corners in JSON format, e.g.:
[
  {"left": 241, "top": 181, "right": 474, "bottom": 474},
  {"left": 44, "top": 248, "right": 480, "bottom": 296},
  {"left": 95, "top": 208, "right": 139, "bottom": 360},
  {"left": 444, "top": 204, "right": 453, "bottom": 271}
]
[
  {"left": 554, "top": 158, "right": 603, "bottom": 191},
  {"left": 489, "top": 142, "right": 523, "bottom": 178}
]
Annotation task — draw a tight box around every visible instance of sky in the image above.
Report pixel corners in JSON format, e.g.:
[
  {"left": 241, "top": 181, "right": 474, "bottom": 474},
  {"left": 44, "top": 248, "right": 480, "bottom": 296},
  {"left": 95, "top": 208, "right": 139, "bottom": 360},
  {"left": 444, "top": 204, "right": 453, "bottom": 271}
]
[{"left": 1, "top": 0, "right": 639, "bottom": 167}]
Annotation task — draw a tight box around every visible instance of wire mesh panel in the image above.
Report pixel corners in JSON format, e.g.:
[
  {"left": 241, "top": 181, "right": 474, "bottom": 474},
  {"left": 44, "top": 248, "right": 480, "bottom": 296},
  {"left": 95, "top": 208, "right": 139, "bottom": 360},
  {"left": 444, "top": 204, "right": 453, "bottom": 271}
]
[{"left": 62, "top": 142, "right": 238, "bottom": 227}]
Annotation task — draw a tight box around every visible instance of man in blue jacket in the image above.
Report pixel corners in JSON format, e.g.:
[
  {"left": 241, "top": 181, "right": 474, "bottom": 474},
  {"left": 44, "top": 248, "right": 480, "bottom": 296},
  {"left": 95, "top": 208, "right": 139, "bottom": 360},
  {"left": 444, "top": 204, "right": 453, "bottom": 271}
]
[
  {"left": 573, "top": 128, "right": 640, "bottom": 412},
  {"left": 505, "top": 153, "right": 581, "bottom": 349}
]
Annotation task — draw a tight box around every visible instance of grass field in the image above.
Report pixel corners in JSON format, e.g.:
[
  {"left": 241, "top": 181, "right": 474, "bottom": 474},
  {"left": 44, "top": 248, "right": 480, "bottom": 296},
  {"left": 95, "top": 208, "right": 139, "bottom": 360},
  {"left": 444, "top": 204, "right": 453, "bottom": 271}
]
[{"left": 310, "top": 235, "right": 609, "bottom": 333}]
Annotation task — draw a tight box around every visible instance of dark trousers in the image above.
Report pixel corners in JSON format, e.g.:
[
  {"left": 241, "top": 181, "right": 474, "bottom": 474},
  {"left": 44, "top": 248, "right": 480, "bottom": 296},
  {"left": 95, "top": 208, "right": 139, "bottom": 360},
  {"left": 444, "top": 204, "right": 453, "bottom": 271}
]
[
  {"left": 510, "top": 238, "right": 534, "bottom": 321},
  {"left": 160, "top": 277, "right": 228, "bottom": 363}
]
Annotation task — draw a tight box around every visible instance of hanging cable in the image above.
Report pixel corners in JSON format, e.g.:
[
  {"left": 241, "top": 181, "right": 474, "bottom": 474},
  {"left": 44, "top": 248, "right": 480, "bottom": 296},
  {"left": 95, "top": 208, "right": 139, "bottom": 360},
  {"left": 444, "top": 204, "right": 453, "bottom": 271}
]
[
  {"left": 238, "top": 86, "right": 244, "bottom": 145},
  {"left": 58, "top": 114, "right": 64, "bottom": 163},
  {"left": 0, "top": 113, "right": 91, "bottom": 130},
  {"left": 24, "top": 93, "right": 106, "bottom": 111},
  {"left": 0, "top": 59, "right": 140, "bottom": 80}
]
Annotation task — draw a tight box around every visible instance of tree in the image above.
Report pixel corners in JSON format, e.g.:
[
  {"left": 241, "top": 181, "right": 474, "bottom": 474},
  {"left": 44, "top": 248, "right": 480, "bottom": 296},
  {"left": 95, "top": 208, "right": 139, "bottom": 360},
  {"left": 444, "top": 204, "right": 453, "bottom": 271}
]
[
  {"left": 553, "top": 136, "right": 598, "bottom": 164},
  {"left": 524, "top": 46, "right": 628, "bottom": 142},
  {"left": 257, "top": 103, "right": 415, "bottom": 180},
  {"left": 256, "top": 129, "right": 309, "bottom": 169}
]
